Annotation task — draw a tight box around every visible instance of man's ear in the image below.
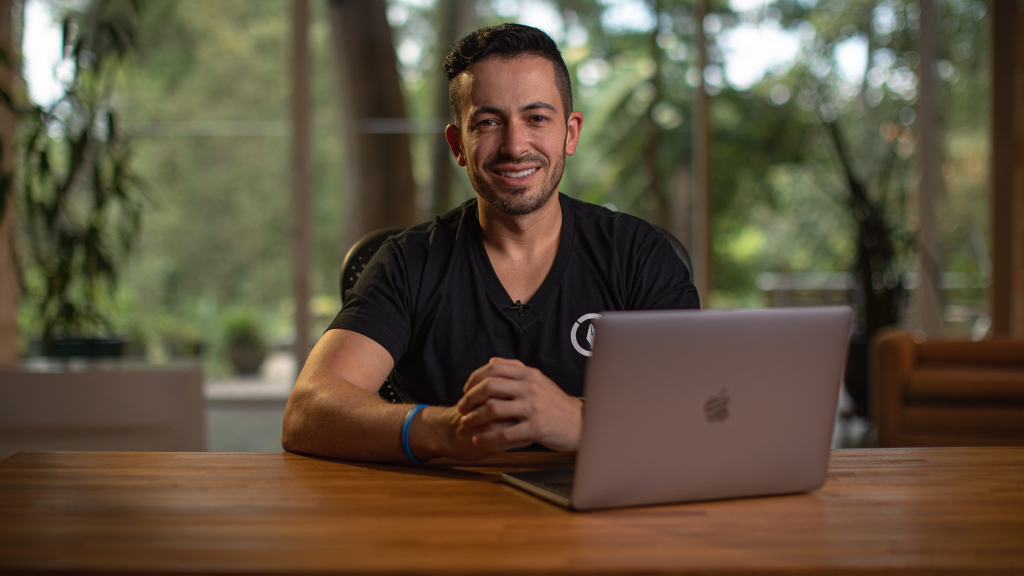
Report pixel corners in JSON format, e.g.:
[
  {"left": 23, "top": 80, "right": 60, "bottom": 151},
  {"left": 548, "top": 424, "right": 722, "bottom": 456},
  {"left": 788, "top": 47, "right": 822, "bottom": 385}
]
[
  {"left": 564, "top": 111, "right": 584, "bottom": 156},
  {"left": 445, "top": 124, "right": 467, "bottom": 167}
]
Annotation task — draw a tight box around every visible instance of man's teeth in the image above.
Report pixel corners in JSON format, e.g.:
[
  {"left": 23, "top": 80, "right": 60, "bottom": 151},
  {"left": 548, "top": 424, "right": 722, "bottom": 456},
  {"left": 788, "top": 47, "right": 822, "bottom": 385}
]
[{"left": 499, "top": 168, "right": 537, "bottom": 178}]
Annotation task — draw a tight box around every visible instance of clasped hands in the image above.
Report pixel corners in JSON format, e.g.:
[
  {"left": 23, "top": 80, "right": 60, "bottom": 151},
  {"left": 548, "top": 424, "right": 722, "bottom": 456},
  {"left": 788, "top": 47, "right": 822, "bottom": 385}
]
[{"left": 422, "top": 357, "right": 583, "bottom": 460}]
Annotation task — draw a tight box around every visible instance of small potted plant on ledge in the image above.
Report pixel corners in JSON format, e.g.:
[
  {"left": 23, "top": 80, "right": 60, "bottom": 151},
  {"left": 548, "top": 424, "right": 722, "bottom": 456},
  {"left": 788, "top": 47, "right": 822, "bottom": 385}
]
[{"left": 224, "top": 309, "right": 267, "bottom": 377}]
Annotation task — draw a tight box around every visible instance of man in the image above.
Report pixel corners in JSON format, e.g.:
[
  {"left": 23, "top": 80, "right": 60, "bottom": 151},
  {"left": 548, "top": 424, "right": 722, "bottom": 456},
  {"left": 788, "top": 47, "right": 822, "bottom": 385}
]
[{"left": 282, "top": 23, "right": 699, "bottom": 463}]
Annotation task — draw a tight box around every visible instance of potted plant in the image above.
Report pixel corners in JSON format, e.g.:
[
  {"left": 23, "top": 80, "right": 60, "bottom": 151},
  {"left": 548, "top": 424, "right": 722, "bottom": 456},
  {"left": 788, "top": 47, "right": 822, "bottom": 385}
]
[
  {"left": 823, "top": 120, "right": 912, "bottom": 416},
  {"left": 223, "top": 309, "right": 267, "bottom": 376},
  {"left": 1, "top": 0, "right": 144, "bottom": 358}
]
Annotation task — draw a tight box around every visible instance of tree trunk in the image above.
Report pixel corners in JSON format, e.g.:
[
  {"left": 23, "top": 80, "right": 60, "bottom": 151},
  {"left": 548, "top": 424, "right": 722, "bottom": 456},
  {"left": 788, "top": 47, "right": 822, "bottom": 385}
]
[
  {"left": 328, "top": 0, "right": 417, "bottom": 245},
  {"left": 913, "top": 0, "right": 946, "bottom": 336},
  {"left": 291, "top": 0, "right": 312, "bottom": 371},
  {"left": 671, "top": 163, "right": 691, "bottom": 247},
  {"left": 428, "top": 0, "right": 474, "bottom": 217},
  {"left": 644, "top": 0, "right": 669, "bottom": 229},
  {"left": 691, "top": 0, "right": 712, "bottom": 302},
  {"left": 0, "top": 0, "right": 18, "bottom": 366}
]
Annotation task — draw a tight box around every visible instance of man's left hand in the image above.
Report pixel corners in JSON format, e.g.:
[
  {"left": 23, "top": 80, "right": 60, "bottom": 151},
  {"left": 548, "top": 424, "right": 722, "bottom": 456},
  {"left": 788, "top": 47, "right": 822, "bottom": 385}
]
[{"left": 456, "top": 358, "right": 583, "bottom": 452}]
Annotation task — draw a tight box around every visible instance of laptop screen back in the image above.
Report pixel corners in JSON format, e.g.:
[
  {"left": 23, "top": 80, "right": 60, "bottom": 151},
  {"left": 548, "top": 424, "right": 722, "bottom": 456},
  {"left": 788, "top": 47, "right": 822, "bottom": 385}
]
[{"left": 571, "top": 306, "right": 852, "bottom": 510}]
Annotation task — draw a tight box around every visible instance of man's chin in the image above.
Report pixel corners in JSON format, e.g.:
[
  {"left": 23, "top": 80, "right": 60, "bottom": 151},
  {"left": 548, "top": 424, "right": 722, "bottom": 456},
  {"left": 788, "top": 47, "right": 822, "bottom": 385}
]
[{"left": 484, "top": 188, "right": 554, "bottom": 216}]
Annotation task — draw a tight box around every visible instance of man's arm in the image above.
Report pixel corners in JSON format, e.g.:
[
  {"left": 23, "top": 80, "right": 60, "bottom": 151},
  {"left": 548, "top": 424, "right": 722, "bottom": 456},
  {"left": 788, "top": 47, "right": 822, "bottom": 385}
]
[{"left": 282, "top": 329, "right": 525, "bottom": 461}]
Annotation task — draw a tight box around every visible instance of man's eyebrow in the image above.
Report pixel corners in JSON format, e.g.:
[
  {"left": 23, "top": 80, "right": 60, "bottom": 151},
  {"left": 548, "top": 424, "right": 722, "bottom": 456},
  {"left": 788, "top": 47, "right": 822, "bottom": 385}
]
[
  {"left": 469, "top": 106, "right": 503, "bottom": 118},
  {"left": 521, "top": 101, "right": 556, "bottom": 113},
  {"left": 469, "top": 102, "right": 558, "bottom": 118}
]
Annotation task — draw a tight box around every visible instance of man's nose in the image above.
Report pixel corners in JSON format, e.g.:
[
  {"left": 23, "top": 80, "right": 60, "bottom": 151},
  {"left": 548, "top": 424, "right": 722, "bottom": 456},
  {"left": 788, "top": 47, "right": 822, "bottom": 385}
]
[{"left": 499, "top": 120, "right": 530, "bottom": 160}]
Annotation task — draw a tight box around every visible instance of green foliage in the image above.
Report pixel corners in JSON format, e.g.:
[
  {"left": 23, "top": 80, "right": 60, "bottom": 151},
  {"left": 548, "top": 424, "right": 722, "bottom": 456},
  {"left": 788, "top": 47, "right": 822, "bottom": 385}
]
[{"left": 12, "top": 0, "right": 146, "bottom": 342}]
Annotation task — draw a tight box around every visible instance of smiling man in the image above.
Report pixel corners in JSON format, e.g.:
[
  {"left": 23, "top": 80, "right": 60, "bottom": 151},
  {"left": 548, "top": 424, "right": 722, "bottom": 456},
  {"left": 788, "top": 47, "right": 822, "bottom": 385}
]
[{"left": 282, "top": 24, "right": 699, "bottom": 462}]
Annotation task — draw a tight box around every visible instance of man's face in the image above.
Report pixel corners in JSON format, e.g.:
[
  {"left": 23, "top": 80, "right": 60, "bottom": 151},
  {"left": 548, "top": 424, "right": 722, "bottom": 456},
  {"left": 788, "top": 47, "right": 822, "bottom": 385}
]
[{"left": 445, "top": 56, "right": 583, "bottom": 216}]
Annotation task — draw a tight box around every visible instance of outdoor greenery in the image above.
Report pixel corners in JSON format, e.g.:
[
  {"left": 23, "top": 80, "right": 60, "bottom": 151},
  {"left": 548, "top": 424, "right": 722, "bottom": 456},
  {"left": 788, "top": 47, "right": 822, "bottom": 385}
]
[
  {"left": 16, "top": 0, "right": 989, "bottom": 377},
  {"left": 19, "top": 0, "right": 346, "bottom": 372}
]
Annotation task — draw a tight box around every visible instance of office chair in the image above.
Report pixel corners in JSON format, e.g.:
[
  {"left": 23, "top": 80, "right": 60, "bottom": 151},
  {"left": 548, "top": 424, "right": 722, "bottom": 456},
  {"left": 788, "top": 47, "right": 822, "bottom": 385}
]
[
  {"left": 339, "top": 224, "right": 694, "bottom": 403},
  {"left": 654, "top": 225, "right": 694, "bottom": 283},
  {"left": 340, "top": 227, "right": 406, "bottom": 305}
]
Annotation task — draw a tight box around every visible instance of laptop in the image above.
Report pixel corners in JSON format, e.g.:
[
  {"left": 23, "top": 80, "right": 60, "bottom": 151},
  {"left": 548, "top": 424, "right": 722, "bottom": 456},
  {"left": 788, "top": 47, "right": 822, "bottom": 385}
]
[{"left": 501, "top": 306, "right": 853, "bottom": 511}]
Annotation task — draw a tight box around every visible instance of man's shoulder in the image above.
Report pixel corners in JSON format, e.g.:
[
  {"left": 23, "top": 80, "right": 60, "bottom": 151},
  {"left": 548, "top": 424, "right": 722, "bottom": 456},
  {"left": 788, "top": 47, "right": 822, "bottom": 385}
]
[
  {"left": 391, "top": 198, "right": 475, "bottom": 240},
  {"left": 387, "top": 199, "right": 476, "bottom": 249},
  {"left": 562, "top": 194, "right": 665, "bottom": 242}
]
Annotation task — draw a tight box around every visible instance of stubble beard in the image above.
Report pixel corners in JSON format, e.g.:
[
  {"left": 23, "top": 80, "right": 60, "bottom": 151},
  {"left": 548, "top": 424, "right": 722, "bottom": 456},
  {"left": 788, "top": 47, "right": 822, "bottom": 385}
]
[{"left": 468, "top": 151, "right": 566, "bottom": 216}]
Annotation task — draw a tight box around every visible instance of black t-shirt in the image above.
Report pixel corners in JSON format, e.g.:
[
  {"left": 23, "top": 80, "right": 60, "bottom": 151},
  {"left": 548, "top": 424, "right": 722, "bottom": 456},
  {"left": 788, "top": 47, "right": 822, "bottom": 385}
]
[{"left": 328, "top": 193, "right": 700, "bottom": 406}]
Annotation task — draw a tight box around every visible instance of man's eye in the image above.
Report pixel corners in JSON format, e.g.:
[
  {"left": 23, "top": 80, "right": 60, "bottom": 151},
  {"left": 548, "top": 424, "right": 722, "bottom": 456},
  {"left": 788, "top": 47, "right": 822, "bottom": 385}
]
[{"left": 476, "top": 119, "right": 498, "bottom": 127}]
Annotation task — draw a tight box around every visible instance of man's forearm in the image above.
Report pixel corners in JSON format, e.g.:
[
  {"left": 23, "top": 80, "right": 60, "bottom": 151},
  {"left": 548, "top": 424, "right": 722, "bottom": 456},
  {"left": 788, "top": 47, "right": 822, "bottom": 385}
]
[
  {"left": 282, "top": 376, "right": 480, "bottom": 462},
  {"left": 282, "top": 376, "right": 415, "bottom": 461},
  {"left": 282, "top": 329, "right": 485, "bottom": 462}
]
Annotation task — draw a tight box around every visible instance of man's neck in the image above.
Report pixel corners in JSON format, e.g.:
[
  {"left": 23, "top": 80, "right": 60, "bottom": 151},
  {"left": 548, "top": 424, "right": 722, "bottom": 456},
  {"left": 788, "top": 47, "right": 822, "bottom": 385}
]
[
  {"left": 476, "top": 192, "right": 562, "bottom": 257},
  {"left": 477, "top": 191, "right": 563, "bottom": 305}
]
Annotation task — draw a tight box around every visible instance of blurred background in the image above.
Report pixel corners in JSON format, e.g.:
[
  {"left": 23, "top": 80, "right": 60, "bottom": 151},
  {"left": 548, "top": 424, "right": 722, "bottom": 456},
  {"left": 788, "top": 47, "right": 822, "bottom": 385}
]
[{"left": 1, "top": 0, "right": 1019, "bottom": 454}]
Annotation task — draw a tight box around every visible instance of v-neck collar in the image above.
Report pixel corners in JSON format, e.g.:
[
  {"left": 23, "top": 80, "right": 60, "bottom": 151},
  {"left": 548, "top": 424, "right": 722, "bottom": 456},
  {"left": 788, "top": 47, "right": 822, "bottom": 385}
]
[{"left": 467, "top": 194, "right": 575, "bottom": 328}]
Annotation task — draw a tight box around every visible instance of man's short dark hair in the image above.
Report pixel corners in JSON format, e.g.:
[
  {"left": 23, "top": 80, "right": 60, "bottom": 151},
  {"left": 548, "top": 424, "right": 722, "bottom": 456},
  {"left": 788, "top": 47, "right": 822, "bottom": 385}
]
[{"left": 443, "top": 23, "right": 573, "bottom": 127}]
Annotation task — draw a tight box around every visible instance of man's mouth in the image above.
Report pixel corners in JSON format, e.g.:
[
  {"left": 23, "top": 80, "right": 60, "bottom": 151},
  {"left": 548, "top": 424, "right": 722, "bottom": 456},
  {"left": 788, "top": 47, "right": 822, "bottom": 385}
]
[{"left": 494, "top": 167, "right": 538, "bottom": 179}]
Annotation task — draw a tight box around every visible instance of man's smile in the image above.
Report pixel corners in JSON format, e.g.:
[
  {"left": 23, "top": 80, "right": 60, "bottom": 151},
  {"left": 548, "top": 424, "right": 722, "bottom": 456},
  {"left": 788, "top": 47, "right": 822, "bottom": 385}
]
[
  {"left": 496, "top": 167, "right": 538, "bottom": 179},
  {"left": 483, "top": 154, "right": 548, "bottom": 189},
  {"left": 488, "top": 165, "right": 542, "bottom": 189}
]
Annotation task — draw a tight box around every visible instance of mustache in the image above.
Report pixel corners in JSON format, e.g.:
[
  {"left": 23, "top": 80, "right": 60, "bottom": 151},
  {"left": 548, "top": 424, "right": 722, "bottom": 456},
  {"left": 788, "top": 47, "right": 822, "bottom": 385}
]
[{"left": 484, "top": 153, "right": 549, "bottom": 171}]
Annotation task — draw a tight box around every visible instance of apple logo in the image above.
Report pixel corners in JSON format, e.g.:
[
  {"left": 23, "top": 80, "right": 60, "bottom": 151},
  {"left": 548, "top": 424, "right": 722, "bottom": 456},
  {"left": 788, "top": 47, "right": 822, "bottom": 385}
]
[{"left": 704, "top": 389, "right": 730, "bottom": 423}]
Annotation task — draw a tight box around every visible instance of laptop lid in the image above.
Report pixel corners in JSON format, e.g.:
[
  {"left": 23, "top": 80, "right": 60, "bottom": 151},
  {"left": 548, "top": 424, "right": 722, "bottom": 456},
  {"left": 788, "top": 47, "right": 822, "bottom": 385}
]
[{"left": 569, "top": 306, "right": 852, "bottom": 511}]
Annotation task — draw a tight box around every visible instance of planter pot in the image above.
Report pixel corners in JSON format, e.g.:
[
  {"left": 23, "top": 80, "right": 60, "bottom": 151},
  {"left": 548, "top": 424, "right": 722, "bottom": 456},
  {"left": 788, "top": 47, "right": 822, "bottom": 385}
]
[
  {"left": 228, "top": 345, "right": 267, "bottom": 376},
  {"left": 33, "top": 338, "right": 127, "bottom": 358},
  {"left": 844, "top": 340, "right": 868, "bottom": 416}
]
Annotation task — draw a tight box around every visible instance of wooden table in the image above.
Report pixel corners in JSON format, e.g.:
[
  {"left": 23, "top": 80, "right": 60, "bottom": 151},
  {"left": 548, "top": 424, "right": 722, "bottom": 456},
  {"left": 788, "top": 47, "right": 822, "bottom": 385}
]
[{"left": 1, "top": 448, "right": 1022, "bottom": 575}]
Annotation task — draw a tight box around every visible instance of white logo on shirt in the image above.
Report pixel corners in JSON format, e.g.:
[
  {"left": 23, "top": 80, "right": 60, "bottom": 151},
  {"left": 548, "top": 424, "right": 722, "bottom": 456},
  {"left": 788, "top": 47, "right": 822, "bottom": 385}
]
[{"left": 571, "top": 313, "right": 602, "bottom": 356}]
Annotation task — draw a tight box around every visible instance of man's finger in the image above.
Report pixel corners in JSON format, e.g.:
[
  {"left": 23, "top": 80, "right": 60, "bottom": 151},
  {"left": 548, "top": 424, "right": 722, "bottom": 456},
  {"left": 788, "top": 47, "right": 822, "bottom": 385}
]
[
  {"left": 460, "top": 397, "right": 529, "bottom": 427},
  {"left": 471, "top": 420, "right": 535, "bottom": 451},
  {"left": 456, "top": 377, "right": 521, "bottom": 414},
  {"left": 462, "top": 358, "right": 531, "bottom": 392},
  {"left": 487, "top": 357, "right": 524, "bottom": 367}
]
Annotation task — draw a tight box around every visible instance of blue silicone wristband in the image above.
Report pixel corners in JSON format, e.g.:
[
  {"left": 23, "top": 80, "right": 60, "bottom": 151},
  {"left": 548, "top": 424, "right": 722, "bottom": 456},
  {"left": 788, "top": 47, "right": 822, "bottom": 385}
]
[{"left": 401, "top": 404, "right": 429, "bottom": 464}]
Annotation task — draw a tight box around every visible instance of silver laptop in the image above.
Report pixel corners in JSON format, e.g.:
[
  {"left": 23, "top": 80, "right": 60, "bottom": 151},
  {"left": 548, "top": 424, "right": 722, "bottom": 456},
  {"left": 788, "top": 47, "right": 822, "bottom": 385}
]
[{"left": 502, "top": 306, "right": 853, "bottom": 511}]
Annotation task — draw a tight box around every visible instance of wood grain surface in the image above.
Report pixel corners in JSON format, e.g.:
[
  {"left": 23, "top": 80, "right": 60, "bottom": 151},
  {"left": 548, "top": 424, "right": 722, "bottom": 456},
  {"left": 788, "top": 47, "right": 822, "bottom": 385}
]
[{"left": 1, "top": 447, "right": 1022, "bottom": 575}]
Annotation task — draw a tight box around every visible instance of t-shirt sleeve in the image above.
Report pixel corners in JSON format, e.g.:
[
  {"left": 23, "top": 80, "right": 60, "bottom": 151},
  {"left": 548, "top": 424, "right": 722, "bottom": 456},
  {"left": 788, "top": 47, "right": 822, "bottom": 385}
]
[
  {"left": 327, "top": 239, "right": 411, "bottom": 363},
  {"left": 627, "top": 228, "right": 701, "bottom": 310}
]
